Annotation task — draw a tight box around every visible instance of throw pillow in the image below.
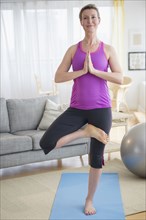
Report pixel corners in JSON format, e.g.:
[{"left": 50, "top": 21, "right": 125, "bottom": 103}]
[{"left": 38, "top": 99, "right": 68, "bottom": 130}]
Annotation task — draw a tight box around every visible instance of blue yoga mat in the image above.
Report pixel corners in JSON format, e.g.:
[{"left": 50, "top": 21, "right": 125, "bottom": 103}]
[{"left": 49, "top": 173, "right": 125, "bottom": 220}]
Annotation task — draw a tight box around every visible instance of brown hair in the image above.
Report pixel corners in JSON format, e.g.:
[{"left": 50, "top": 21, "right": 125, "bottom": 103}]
[{"left": 79, "top": 4, "right": 100, "bottom": 20}]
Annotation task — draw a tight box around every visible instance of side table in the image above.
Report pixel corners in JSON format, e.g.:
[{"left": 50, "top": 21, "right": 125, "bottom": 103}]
[{"left": 106, "top": 111, "right": 132, "bottom": 160}]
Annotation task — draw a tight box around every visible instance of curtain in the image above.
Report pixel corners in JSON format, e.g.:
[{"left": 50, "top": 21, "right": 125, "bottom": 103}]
[
  {"left": 112, "top": 0, "right": 125, "bottom": 68},
  {"left": 1, "top": 1, "right": 71, "bottom": 102},
  {"left": 1, "top": 0, "right": 113, "bottom": 103}
]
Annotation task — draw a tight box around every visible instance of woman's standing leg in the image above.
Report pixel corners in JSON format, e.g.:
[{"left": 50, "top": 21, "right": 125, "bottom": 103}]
[
  {"left": 85, "top": 167, "right": 102, "bottom": 215},
  {"left": 84, "top": 108, "right": 112, "bottom": 215}
]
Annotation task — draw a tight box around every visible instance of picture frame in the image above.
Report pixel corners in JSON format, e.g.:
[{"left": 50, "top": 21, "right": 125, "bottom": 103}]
[
  {"left": 128, "top": 52, "right": 146, "bottom": 70},
  {"left": 128, "top": 29, "right": 145, "bottom": 51}
]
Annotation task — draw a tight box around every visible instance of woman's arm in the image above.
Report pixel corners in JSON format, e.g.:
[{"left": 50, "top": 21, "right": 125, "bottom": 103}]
[
  {"left": 88, "top": 45, "right": 123, "bottom": 84},
  {"left": 55, "top": 45, "right": 87, "bottom": 83}
]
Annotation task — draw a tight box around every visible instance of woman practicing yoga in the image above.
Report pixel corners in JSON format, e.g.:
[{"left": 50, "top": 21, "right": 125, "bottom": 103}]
[{"left": 40, "top": 4, "right": 123, "bottom": 215}]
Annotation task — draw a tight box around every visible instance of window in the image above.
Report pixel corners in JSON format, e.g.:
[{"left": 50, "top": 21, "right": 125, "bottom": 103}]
[{"left": 1, "top": 1, "right": 113, "bottom": 102}]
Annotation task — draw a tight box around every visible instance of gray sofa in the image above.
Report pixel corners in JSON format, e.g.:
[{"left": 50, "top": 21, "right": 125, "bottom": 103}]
[{"left": 0, "top": 96, "right": 89, "bottom": 168}]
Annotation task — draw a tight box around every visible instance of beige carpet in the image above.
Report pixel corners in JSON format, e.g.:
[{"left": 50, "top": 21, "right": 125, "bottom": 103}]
[{"left": 0, "top": 159, "right": 146, "bottom": 220}]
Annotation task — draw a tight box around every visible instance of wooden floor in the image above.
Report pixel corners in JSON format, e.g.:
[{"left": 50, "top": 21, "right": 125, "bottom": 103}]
[{"left": 126, "top": 212, "right": 146, "bottom": 220}]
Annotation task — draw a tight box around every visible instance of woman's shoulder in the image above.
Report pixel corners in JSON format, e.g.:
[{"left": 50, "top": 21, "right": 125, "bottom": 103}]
[
  {"left": 103, "top": 43, "right": 114, "bottom": 52},
  {"left": 67, "top": 43, "right": 79, "bottom": 59},
  {"left": 68, "top": 43, "right": 78, "bottom": 52},
  {"left": 102, "top": 43, "right": 116, "bottom": 59}
]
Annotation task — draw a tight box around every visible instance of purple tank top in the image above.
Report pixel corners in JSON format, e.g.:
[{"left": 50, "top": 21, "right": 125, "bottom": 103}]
[{"left": 70, "top": 41, "right": 111, "bottom": 110}]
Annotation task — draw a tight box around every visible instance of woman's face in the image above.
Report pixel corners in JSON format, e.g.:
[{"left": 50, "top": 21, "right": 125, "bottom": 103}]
[{"left": 80, "top": 9, "right": 100, "bottom": 33}]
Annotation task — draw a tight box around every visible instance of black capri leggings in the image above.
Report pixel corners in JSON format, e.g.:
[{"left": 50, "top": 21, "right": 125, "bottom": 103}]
[{"left": 40, "top": 107, "right": 112, "bottom": 169}]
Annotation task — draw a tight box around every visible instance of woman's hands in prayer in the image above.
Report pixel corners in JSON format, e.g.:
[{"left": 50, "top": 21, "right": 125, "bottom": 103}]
[{"left": 83, "top": 51, "right": 97, "bottom": 75}]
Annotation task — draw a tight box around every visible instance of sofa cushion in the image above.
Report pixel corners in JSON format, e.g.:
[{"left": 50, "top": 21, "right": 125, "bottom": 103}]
[
  {"left": 15, "top": 130, "right": 45, "bottom": 150},
  {"left": 0, "top": 98, "right": 10, "bottom": 132},
  {"left": 0, "top": 133, "right": 32, "bottom": 155},
  {"left": 7, "top": 96, "right": 48, "bottom": 133},
  {"left": 38, "top": 99, "right": 68, "bottom": 130}
]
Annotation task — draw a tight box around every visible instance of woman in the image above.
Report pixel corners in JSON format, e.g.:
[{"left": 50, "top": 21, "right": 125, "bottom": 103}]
[{"left": 40, "top": 4, "right": 123, "bottom": 215}]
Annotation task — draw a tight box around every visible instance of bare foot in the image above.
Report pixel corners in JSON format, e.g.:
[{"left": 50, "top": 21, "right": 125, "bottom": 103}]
[
  {"left": 84, "top": 199, "right": 96, "bottom": 215},
  {"left": 84, "top": 124, "right": 109, "bottom": 144}
]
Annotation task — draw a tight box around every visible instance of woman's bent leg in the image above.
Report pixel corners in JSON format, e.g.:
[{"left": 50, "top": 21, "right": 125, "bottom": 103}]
[
  {"left": 40, "top": 108, "right": 87, "bottom": 154},
  {"left": 40, "top": 107, "right": 109, "bottom": 154},
  {"left": 56, "top": 124, "right": 108, "bottom": 148}
]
